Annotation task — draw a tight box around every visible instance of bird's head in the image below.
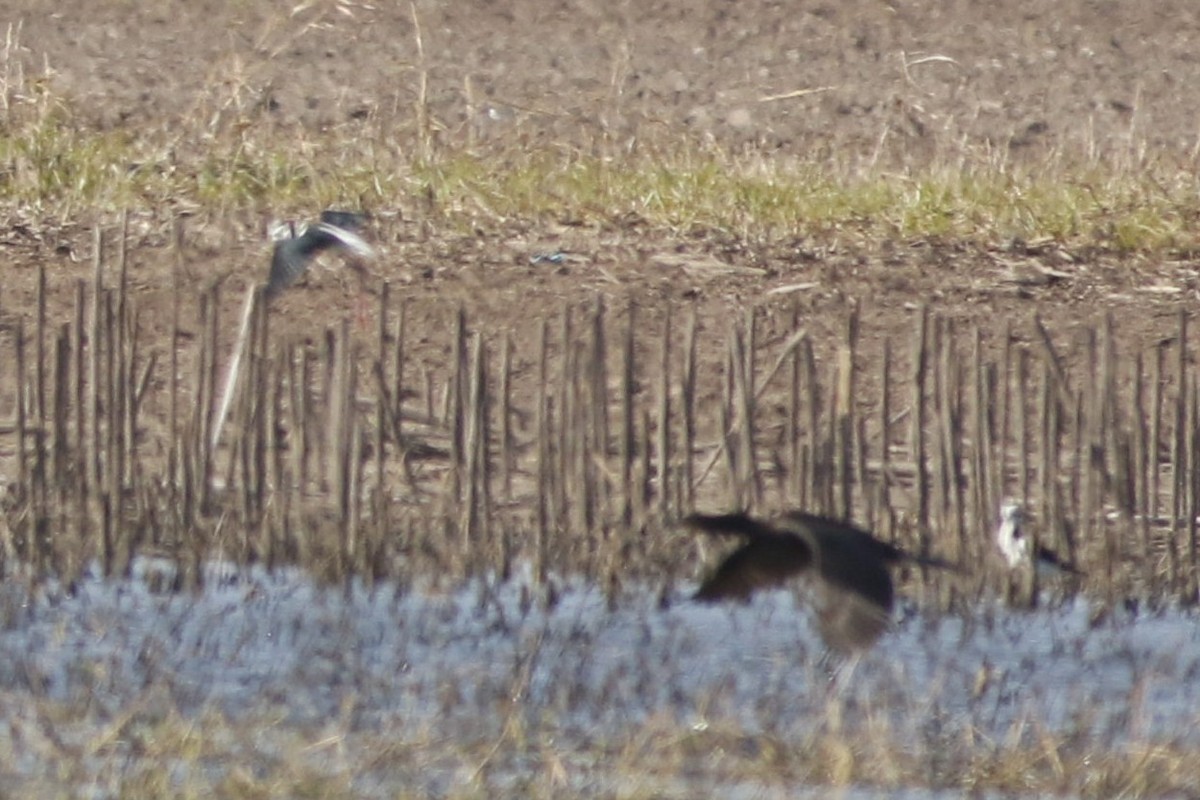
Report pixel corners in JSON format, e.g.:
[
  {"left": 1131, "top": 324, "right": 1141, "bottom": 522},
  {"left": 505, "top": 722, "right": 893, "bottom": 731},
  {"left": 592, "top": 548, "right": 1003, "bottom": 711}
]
[{"left": 268, "top": 219, "right": 300, "bottom": 242}]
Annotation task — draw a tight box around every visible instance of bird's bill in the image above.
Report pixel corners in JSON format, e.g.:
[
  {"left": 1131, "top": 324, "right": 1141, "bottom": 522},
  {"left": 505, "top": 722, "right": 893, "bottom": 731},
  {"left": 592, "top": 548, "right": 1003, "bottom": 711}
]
[
  {"left": 1034, "top": 545, "right": 1086, "bottom": 577},
  {"left": 908, "top": 552, "right": 962, "bottom": 572},
  {"left": 998, "top": 500, "right": 1024, "bottom": 523},
  {"left": 268, "top": 220, "right": 298, "bottom": 242}
]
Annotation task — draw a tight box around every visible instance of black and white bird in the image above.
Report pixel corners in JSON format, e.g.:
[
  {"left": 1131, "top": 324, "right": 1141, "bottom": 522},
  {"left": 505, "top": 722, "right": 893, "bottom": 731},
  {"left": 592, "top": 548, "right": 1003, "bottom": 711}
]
[
  {"left": 995, "top": 500, "right": 1084, "bottom": 578},
  {"left": 265, "top": 210, "right": 375, "bottom": 300},
  {"left": 683, "top": 511, "right": 956, "bottom": 653}
]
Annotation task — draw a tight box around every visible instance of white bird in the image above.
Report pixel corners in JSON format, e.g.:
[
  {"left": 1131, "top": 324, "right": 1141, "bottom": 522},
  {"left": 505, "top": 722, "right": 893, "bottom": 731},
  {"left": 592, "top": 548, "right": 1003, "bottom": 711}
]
[
  {"left": 265, "top": 210, "right": 375, "bottom": 300},
  {"left": 995, "top": 500, "right": 1084, "bottom": 578}
]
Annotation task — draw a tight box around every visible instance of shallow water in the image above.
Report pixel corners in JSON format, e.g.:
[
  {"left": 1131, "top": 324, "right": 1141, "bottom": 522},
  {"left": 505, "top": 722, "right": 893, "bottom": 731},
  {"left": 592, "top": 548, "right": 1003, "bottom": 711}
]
[{"left": 0, "top": 560, "right": 1194, "bottom": 797}]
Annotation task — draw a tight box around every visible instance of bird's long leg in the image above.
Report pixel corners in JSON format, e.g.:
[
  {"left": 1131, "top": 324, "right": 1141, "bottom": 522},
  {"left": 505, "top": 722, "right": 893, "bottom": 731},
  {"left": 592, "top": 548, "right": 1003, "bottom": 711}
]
[
  {"left": 825, "top": 651, "right": 863, "bottom": 696},
  {"left": 815, "top": 654, "right": 859, "bottom": 734},
  {"left": 813, "top": 650, "right": 864, "bottom": 736}
]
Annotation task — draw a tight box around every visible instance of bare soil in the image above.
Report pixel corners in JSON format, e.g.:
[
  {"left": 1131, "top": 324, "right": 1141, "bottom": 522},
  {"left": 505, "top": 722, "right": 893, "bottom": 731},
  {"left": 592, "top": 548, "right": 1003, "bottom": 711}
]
[{"left": 1, "top": 0, "right": 1198, "bottom": 394}]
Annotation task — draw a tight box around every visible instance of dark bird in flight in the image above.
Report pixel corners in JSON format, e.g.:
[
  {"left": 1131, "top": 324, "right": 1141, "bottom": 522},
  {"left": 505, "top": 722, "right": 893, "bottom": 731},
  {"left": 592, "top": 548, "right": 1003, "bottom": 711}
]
[
  {"left": 265, "top": 210, "right": 375, "bottom": 300},
  {"left": 683, "top": 511, "right": 956, "bottom": 653},
  {"left": 995, "top": 500, "right": 1084, "bottom": 578}
]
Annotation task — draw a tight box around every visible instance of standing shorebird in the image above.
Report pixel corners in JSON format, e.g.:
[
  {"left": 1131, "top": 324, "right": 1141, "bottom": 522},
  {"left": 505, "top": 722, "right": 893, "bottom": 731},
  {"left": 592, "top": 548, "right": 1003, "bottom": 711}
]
[
  {"left": 995, "top": 500, "right": 1084, "bottom": 578},
  {"left": 265, "top": 210, "right": 375, "bottom": 300},
  {"left": 682, "top": 511, "right": 956, "bottom": 654}
]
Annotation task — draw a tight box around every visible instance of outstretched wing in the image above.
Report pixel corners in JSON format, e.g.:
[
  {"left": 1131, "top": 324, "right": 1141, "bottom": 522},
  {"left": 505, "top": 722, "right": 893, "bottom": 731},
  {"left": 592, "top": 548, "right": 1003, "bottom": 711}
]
[
  {"left": 809, "top": 526, "right": 896, "bottom": 613},
  {"left": 267, "top": 237, "right": 312, "bottom": 297},
  {"left": 682, "top": 513, "right": 813, "bottom": 601},
  {"left": 693, "top": 536, "right": 815, "bottom": 602},
  {"left": 305, "top": 221, "right": 375, "bottom": 260},
  {"left": 774, "top": 514, "right": 898, "bottom": 651},
  {"left": 265, "top": 211, "right": 375, "bottom": 298},
  {"left": 782, "top": 511, "right": 957, "bottom": 571},
  {"left": 812, "top": 584, "right": 894, "bottom": 653},
  {"left": 683, "top": 512, "right": 784, "bottom": 541},
  {"left": 319, "top": 209, "right": 369, "bottom": 231}
]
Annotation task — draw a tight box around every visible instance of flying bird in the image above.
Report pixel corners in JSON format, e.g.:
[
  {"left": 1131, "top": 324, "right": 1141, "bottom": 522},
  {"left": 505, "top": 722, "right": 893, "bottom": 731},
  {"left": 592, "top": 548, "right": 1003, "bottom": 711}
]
[
  {"left": 265, "top": 210, "right": 375, "bottom": 300},
  {"left": 994, "top": 500, "right": 1084, "bottom": 578},
  {"left": 683, "top": 511, "right": 955, "bottom": 653}
]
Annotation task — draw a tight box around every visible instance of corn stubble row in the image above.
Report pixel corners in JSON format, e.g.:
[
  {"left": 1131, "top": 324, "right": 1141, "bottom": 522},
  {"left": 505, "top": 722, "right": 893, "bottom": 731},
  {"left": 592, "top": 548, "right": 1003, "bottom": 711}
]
[{"left": 0, "top": 224, "right": 1194, "bottom": 609}]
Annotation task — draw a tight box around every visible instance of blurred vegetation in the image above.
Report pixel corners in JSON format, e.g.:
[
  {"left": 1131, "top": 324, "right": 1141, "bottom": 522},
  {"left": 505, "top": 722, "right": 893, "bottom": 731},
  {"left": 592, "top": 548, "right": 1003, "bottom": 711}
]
[{"left": 0, "top": 60, "right": 1198, "bottom": 258}]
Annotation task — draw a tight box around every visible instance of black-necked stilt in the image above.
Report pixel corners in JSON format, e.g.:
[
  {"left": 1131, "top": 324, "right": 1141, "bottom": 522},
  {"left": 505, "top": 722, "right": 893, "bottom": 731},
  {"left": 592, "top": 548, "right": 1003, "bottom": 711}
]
[
  {"left": 265, "top": 210, "right": 375, "bottom": 300},
  {"left": 683, "top": 511, "right": 955, "bottom": 653},
  {"left": 995, "top": 500, "right": 1084, "bottom": 578}
]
